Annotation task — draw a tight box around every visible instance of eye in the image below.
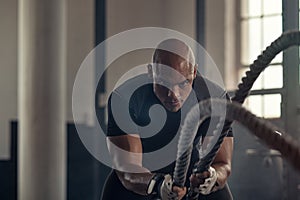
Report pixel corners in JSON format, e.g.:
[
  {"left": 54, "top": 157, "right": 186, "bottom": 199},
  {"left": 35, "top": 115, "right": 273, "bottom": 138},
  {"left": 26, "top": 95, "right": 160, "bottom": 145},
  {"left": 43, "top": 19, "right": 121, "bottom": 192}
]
[
  {"left": 178, "top": 80, "right": 190, "bottom": 88},
  {"left": 155, "top": 78, "right": 167, "bottom": 87}
]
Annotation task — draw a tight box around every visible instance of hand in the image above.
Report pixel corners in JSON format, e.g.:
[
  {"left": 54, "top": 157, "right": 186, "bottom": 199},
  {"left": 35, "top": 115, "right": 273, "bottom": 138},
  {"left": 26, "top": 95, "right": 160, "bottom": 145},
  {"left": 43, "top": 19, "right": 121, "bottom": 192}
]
[
  {"left": 189, "top": 166, "right": 218, "bottom": 195},
  {"left": 159, "top": 174, "right": 187, "bottom": 200}
]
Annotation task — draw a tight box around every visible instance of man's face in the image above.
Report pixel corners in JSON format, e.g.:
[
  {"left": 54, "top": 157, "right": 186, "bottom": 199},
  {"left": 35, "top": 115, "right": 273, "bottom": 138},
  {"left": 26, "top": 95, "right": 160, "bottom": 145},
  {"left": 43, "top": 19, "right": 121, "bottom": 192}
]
[{"left": 151, "top": 54, "right": 196, "bottom": 112}]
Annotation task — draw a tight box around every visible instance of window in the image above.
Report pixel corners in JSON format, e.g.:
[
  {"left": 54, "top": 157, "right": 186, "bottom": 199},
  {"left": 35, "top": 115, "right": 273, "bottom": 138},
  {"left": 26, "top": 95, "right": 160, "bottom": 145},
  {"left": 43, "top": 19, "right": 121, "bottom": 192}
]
[{"left": 239, "top": 0, "right": 283, "bottom": 118}]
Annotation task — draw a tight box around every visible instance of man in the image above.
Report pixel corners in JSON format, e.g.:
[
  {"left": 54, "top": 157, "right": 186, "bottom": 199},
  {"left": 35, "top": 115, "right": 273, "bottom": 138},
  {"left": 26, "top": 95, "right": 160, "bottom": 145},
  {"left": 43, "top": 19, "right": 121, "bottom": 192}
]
[{"left": 101, "top": 39, "right": 233, "bottom": 200}]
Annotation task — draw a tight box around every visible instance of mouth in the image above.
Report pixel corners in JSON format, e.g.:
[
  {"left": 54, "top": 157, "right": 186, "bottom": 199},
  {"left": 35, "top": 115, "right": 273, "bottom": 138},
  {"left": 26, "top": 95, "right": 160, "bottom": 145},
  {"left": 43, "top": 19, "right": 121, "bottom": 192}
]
[{"left": 165, "top": 99, "right": 181, "bottom": 107}]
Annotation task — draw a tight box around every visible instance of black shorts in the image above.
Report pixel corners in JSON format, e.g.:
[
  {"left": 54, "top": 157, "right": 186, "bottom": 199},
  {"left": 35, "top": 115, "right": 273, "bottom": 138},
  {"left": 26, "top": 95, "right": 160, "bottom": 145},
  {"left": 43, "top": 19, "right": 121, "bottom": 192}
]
[{"left": 100, "top": 170, "right": 233, "bottom": 200}]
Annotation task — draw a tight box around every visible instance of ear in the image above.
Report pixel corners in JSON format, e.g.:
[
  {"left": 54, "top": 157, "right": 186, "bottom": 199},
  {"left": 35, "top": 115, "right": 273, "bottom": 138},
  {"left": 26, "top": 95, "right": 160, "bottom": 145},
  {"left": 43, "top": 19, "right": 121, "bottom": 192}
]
[
  {"left": 193, "top": 64, "right": 198, "bottom": 79},
  {"left": 147, "top": 64, "right": 153, "bottom": 79}
]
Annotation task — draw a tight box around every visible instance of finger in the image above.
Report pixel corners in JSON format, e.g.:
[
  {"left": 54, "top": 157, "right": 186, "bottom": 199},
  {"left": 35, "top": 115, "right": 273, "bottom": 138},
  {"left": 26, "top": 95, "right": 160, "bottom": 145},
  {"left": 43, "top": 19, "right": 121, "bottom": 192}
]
[
  {"left": 195, "top": 171, "right": 210, "bottom": 179},
  {"left": 190, "top": 174, "right": 205, "bottom": 185},
  {"left": 172, "top": 186, "right": 182, "bottom": 192},
  {"left": 172, "top": 186, "right": 186, "bottom": 196},
  {"left": 167, "top": 190, "right": 178, "bottom": 199},
  {"left": 180, "top": 187, "right": 187, "bottom": 196},
  {"left": 199, "top": 183, "right": 208, "bottom": 189}
]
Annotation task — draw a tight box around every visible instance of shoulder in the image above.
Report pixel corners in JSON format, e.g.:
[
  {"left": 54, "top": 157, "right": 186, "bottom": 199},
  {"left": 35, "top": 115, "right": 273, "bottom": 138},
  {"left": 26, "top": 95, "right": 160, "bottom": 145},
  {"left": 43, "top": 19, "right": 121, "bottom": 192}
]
[
  {"left": 109, "top": 74, "right": 153, "bottom": 103},
  {"left": 193, "top": 75, "right": 229, "bottom": 100},
  {"left": 115, "top": 74, "right": 151, "bottom": 96}
]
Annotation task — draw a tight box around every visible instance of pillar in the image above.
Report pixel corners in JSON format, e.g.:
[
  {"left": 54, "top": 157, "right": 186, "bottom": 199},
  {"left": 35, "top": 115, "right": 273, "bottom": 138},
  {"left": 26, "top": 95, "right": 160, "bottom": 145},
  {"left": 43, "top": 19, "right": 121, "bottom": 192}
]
[{"left": 18, "top": 0, "right": 66, "bottom": 199}]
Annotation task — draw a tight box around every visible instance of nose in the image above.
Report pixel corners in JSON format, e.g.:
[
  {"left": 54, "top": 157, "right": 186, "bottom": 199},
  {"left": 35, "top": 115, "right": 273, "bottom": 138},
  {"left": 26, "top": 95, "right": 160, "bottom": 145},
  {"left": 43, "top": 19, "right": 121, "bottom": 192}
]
[{"left": 167, "top": 85, "right": 180, "bottom": 98}]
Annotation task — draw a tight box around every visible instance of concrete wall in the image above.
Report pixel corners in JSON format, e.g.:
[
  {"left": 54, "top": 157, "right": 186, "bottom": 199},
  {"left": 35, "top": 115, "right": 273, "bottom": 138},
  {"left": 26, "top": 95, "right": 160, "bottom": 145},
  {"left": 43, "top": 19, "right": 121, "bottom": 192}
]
[
  {"left": 0, "top": 0, "right": 18, "bottom": 159},
  {"left": 66, "top": 0, "right": 94, "bottom": 123},
  {"left": 205, "top": 0, "right": 238, "bottom": 90},
  {"left": 106, "top": 0, "right": 196, "bottom": 100},
  {"left": 205, "top": 0, "right": 226, "bottom": 83}
]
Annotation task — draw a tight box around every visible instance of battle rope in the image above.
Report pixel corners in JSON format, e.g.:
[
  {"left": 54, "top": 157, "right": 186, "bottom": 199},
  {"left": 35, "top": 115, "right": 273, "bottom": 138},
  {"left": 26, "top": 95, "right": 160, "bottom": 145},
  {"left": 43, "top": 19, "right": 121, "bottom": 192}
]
[
  {"left": 172, "top": 30, "right": 300, "bottom": 199},
  {"left": 189, "top": 99, "right": 300, "bottom": 175}
]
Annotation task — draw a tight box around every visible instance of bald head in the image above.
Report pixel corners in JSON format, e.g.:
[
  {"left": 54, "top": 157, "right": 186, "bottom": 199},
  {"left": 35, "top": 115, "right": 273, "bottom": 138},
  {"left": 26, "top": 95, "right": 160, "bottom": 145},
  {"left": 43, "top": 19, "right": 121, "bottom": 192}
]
[
  {"left": 152, "top": 38, "right": 196, "bottom": 68},
  {"left": 149, "top": 39, "right": 197, "bottom": 112}
]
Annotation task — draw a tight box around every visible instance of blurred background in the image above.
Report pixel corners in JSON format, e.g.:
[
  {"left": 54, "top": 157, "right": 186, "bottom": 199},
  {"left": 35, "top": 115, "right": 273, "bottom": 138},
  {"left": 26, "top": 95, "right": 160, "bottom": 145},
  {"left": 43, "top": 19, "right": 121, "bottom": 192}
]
[{"left": 0, "top": 0, "right": 300, "bottom": 199}]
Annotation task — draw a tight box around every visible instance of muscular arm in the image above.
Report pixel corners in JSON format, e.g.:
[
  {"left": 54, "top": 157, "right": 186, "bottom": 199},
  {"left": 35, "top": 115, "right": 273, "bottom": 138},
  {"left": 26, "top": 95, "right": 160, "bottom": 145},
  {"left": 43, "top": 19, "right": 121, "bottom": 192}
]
[
  {"left": 107, "top": 134, "right": 153, "bottom": 195},
  {"left": 211, "top": 137, "right": 233, "bottom": 189}
]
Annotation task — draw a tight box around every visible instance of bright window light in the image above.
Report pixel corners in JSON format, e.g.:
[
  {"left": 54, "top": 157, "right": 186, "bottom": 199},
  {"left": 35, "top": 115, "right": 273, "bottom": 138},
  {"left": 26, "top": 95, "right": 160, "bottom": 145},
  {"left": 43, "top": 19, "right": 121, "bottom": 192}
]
[{"left": 240, "top": 0, "right": 282, "bottom": 118}]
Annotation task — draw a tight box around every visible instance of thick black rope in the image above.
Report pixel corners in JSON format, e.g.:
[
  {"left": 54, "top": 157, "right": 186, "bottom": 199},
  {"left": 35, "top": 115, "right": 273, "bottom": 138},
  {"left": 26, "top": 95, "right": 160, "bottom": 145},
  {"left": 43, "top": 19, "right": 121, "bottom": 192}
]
[
  {"left": 225, "top": 101, "right": 300, "bottom": 170},
  {"left": 233, "top": 30, "right": 300, "bottom": 104},
  {"left": 198, "top": 99, "right": 300, "bottom": 171},
  {"left": 172, "top": 30, "right": 300, "bottom": 199}
]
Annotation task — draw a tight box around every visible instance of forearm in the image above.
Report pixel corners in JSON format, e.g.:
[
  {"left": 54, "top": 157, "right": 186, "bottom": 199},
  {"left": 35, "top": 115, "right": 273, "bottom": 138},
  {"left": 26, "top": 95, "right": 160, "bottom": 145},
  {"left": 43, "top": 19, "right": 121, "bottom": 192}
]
[
  {"left": 211, "top": 162, "right": 231, "bottom": 188},
  {"left": 113, "top": 161, "right": 154, "bottom": 195},
  {"left": 113, "top": 161, "right": 155, "bottom": 196},
  {"left": 211, "top": 137, "right": 233, "bottom": 189},
  {"left": 107, "top": 135, "right": 153, "bottom": 195},
  {"left": 116, "top": 170, "right": 154, "bottom": 195}
]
